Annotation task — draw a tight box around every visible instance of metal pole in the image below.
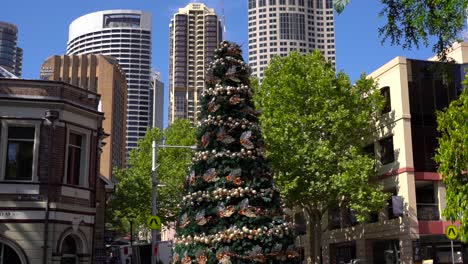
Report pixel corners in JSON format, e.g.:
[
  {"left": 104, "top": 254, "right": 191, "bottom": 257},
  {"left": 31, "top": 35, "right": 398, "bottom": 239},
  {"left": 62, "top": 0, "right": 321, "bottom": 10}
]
[
  {"left": 42, "top": 121, "right": 53, "bottom": 264},
  {"left": 149, "top": 143, "right": 195, "bottom": 264},
  {"left": 43, "top": 110, "right": 59, "bottom": 264},
  {"left": 130, "top": 220, "right": 133, "bottom": 247},
  {"left": 151, "top": 141, "right": 158, "bottom": 264},
  {"left": 451, "top": 240, "right": 455, "bottom": 264}
]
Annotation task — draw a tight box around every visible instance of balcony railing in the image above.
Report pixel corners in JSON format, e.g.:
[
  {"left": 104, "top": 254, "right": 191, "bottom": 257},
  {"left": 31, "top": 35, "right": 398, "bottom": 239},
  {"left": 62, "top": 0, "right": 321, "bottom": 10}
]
[{"left": 417, "top": 203, "right": 440, "bottom": 221}]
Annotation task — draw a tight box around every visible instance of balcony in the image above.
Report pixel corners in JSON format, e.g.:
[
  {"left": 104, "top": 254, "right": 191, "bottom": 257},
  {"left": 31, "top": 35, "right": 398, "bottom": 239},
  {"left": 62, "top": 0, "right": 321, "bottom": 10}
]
[{"left": 417, "top": 203, "right": 440, "bottom": 221}]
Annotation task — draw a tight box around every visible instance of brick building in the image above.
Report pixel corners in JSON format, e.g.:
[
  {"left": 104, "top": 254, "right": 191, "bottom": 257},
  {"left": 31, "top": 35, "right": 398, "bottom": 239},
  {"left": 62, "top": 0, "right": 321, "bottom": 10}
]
[{"left": 0, "top": 78, "right": 107, "bottom": 263}]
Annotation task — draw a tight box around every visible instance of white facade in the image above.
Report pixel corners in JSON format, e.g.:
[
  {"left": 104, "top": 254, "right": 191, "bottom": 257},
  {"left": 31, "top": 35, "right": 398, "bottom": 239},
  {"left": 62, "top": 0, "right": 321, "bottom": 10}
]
[
  {"left": 67, "top": 10, "right": 152, "bottom": 158},
  {"left": 247, "top": 0, "right": 336, "bottom": 78}
]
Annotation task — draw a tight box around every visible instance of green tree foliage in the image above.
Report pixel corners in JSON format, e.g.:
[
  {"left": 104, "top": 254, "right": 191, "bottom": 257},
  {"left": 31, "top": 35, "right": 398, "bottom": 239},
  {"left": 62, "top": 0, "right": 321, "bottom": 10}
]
[
  {"left": 254, "top": 51, "right": 389, "bottom": 263},
  {"left": 173, "top": 41, "right": 300, "bottom": 264},
  {"left": 335, "top": 0, "right": 468, "bottom": 59},
  {"left": 435, "top": 86, "right": 468, "bottom": 241},
  {"left": 110, "top": 119, "right": 196, "bottom": 232}
]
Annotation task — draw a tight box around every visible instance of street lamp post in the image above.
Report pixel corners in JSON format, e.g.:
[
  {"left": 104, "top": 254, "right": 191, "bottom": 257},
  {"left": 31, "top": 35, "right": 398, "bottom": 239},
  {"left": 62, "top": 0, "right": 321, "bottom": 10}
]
[{"left": 151, "top": 140, "right": 196, "bottom": 264}]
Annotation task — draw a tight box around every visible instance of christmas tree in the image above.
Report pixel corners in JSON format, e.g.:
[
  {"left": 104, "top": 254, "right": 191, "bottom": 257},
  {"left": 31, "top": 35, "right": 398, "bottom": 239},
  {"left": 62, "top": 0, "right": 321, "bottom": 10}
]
[{"left": 173, "top": 41, "right": 300, "bottom": 264}]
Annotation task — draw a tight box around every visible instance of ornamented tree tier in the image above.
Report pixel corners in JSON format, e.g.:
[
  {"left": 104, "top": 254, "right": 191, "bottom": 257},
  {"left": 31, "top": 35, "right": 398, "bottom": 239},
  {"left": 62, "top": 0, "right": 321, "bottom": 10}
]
[{"left": 173, "top": 41, "right": 300, "bottom": 264}]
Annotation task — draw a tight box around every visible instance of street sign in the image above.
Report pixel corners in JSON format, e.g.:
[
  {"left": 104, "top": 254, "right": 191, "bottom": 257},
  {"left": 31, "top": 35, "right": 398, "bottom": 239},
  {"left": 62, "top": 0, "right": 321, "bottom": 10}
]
[
  {"left": 147, "top": 215, "right": 161, "bottom": 230},
  {"left": 446, "top": 225, "right": 458, "bottom": 240}
]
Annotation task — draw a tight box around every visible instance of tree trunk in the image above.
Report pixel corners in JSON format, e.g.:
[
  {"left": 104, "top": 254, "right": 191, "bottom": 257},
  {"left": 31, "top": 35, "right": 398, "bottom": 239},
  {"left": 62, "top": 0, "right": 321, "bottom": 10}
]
[{"left": 307, "top": 210, "right": 322, "bottom": 264}]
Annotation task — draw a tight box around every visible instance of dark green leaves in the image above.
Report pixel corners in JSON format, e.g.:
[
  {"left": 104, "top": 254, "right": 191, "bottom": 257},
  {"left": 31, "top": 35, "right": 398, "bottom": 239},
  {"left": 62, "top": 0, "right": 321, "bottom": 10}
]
[
  {"left": 435, "top": 85, "right": 468, "bottom": 241},
  {"left": 255, "top": 51, "right": 388, "bottom": 223},
  {"left": 378, "top": 0, "right": 468, "bottom": 58},
  {"left": 110, "top": 119, "right": 196, "bottom": 231},
  {"left": 334, "top": 0, "right": 350, "bottom": 14}
]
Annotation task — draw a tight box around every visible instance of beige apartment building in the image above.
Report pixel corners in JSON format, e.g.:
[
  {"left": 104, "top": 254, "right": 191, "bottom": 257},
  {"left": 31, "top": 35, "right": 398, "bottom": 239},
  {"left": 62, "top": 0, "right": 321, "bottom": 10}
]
[
  {"left": 295, "top": 43, "right": 468, "bottom": 264},
  {"left": 168, "top": 2, "right": 223, "bottom": 124},
  {"left": 40, "top": 54, "right": 127, "bottom": 180}
]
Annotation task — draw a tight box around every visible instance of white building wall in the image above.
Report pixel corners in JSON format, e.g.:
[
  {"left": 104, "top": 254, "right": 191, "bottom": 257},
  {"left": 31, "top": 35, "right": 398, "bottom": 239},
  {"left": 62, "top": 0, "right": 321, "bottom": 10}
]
[
  {"left": 67, "top": 10, "right": 152, "bottom": 159},
  {"left": 247, "top": 0, "right": 336, "bottom": 79}
]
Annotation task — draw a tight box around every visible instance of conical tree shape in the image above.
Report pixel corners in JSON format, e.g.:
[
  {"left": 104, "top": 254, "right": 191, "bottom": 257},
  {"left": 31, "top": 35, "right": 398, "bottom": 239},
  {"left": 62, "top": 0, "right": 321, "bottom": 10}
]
[{"left": 173, "top": 41, "right": 300, "bottom": 264}]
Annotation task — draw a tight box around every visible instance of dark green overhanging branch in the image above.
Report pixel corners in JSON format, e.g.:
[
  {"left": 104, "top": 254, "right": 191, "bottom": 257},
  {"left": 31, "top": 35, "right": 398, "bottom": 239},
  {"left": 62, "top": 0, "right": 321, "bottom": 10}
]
[{"left": 334, "top": 0, "right": 468, "bottom": 61}]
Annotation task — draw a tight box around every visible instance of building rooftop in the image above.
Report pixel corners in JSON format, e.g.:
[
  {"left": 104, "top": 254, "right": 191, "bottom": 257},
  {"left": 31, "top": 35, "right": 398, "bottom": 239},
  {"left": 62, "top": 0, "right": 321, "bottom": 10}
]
[
  {"left": 0, "top": 78, "right": 101, "bottom": 112},
  {"left": 0, "top": 66, "right": 19, "bottom": 79}
]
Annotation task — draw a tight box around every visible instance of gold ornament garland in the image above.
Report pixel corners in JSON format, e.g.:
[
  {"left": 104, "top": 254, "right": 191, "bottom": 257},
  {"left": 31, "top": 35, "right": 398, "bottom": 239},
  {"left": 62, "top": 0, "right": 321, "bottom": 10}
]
[
  {"left": 208, "top": 56, "right": 248, "bottom": 70},
  {"left": 192, "top": 148, "right": 265, "bottom": 162},
  {"left": 197, "top": 116, "right": 256, "bottom": 130},
  {"left": 202, "top": 84, "right": 251, "bottom": 97},
  {"left": 175, "top": 222, "right": 292, "bottom": 246},
  {"left": 180, "top": 186, "right": 274, "bottom": 205}
]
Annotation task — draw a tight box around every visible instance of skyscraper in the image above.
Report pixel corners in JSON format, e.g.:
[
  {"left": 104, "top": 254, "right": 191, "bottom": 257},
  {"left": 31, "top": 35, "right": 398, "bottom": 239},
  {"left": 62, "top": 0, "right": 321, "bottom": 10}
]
[
  {"left": 150, "top": 70, "right": 164, "bottom": 129},
  {"left": 67, "top": 10, "right": 152, "bottom": 158},
  {"left": 0, "top": 21, "right": 22, "bottom": 77},
  {"left": 169, "top": 3, "right": 223, "bottom": 124},
  {"left": 247, "top": 0, "right": 336, "bottom": 78}
]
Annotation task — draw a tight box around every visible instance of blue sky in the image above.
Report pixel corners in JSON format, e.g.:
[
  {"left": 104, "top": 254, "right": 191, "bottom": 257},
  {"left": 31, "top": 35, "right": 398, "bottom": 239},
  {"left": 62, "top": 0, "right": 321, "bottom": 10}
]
[{"left": 2, "top": 0, "right": 435, "bottom": 127}]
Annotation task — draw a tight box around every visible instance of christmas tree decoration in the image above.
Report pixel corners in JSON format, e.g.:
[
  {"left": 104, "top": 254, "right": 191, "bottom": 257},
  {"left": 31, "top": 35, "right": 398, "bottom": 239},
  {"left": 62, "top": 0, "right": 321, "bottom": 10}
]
[{"left": 173, "top": 41, "right": 300, "bottom": 264}]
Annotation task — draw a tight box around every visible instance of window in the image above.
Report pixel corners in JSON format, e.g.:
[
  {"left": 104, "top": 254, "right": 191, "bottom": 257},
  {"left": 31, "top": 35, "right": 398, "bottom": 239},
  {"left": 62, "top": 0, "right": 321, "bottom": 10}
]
[
  {"left": 379, "top": 136, "right": 395, "bottom": 165},
  {"left": 60, "top": 236, "right": 78, "bottom": 264},
  {"left": 64, "top": 127, "right": 90, "bottom": 187},
  {"left": 316, "top": 0, "right": 323, "bottom": 8},
  {"left": 0, "top": 121, "right": 39, "bottom": 182},
  {"left": 66, "top": 133, "right": 82, "bottom": 185},
  {"left": 381, "top": 86, "right": 391, "bottom": 114},
  {"left": 373, "top": 240, "right": 400, "bottom": 263},
  {"left": 0, "top": 242, "right": 22, "bottom": 264},
  {"left": 279, "top": 13, "right": 305, "bottom": 40},
  {"left": 103, "top": 14, "right": 141, "bottom": 28},
  {"left": 363, "top": 143, "right": 375, "bottom": 158},
  {"left": 5, "top": 127, "right": 34, "bottom": 181},
  {"left": 294, "top": 212, "right": 307, "bottom": 235}
]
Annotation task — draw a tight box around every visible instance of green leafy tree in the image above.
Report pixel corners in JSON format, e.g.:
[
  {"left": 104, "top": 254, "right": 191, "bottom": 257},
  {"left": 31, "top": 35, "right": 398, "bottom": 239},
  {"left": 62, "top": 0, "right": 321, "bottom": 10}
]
[
  {"left": 435, "top": 86, "right": 468, "bottom": 241},
  {"left": 334, "top": 0, "right": 468, "bottom": 59},
  {"left": 254, "top": 51, "right": 389, "bottom": 263},
  {"left": 173, "top": 41, "right": 300, "bottom": 264},
  {"left": 109, "top": 119, "right": 196, "bottom": 234}
]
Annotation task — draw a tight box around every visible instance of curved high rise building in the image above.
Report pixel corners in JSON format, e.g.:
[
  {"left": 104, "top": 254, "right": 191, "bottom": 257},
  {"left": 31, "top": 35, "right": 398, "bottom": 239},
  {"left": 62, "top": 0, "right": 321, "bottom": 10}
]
[
  {"left": 0, "top": 21, "right": 22, "bottom": 77},
  {"left": 247, "top": 0, "right": 335, "bottom": 79},
  {"left": 67, "top": 10, "right": 152, "bottom": 159}
]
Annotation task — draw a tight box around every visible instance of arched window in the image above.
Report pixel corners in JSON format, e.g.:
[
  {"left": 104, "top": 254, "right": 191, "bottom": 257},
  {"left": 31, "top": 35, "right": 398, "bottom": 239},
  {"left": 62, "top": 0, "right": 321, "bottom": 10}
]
[
  {"left": 0, "top": 242, "right": 22, "bottom": 264},
  {"left": 0, "top": 237, "right": 27, "bottom": 264},
  {"left": 60, "top": 236, "right": 78, "bottom": 264}
]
